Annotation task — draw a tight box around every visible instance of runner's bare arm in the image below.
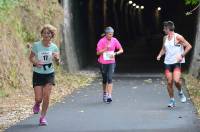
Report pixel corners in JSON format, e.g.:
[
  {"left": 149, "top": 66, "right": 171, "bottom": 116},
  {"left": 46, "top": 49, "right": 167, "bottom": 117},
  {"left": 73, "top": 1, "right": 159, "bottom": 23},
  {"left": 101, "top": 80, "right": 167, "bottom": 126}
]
[
  {"left": 29, "top": 51, "right": 42, "bottom": 67},
  {"left": 176, "top": 35, "right": 192, "bottom": 57},
  {"left": 115, "top": 47, "right": 123, "bottom": 55},
  {"left": 29, "top": 51, "right": 37, "bottom": 65},
  {"left": 97, "top": 47, "right": 108, "bottom": 56},
  {"left": 53, "top": 52, "right": 60, "bottom": 65},
  {"left": 157, "top": 36, "right": 166, "bottom": 60},
  {"left": 53, "top": 52, "right": 59, "bottom": 59}
]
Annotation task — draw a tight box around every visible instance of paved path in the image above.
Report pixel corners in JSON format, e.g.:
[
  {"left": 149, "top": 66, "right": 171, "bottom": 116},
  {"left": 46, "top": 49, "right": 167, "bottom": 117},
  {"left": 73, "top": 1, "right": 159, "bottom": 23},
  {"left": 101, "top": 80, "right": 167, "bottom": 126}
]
[{"left": 6, "top": 76, "right": 200, "bottom": 132}]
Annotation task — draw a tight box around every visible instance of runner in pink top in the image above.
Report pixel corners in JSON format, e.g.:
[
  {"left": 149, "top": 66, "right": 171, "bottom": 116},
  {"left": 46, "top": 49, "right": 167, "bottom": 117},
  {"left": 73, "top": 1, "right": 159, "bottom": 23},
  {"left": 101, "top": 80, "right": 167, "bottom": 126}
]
[
  {"left": 97, "top": 36, "right": 122, "bottom": 64},
  {"left": 96, "top": 27, "right": 123, "bottom": 103}
]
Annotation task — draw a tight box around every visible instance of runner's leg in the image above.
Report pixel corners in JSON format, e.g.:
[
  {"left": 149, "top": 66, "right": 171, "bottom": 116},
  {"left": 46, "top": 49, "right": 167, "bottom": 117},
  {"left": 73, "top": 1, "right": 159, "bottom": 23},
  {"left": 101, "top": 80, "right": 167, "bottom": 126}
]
[
  {"left": 107, "top": 84, "right": 113, "bottom": 98},
  {"left": 107, "top": 63, "right": 115, "bottom": 102},
  {"left": 33, "top": 86, "right": 43, "bottom": 114},
  {"left": 34, "top": 86, "right": 43, "bottom": 104},
  {"left": 165, "top": 64, "right": 176, "bottom": 107},
  {"left": 165, "top": 69, "right": 174, "bottom": 98},
  {"left": 103, "top": 84, "right": 107, "bottom": 93},
  {"left": 41, "top": 84, "right": 52, "bottom": 117},
  {"left": 100, "top": 64, "right": 108, "bottom": 92},
  {"left": 173, "top": 64, "right": 186, "bottom": 102},
  {"left": 100, "top": 64, "right": 108, "bottom": 101},
  {"left": 39, "top": 83, "right": 52, "bottom": 125},
  {"left": 173, "top": 64, "right": 182, "bottom": 91}
]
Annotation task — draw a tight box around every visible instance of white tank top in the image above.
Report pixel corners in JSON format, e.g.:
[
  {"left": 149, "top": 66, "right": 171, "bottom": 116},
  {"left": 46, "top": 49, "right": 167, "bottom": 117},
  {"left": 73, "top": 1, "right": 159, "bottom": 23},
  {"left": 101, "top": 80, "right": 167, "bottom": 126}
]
[{"left": 164, "top": 33, "right": 185, "bottom": 64}]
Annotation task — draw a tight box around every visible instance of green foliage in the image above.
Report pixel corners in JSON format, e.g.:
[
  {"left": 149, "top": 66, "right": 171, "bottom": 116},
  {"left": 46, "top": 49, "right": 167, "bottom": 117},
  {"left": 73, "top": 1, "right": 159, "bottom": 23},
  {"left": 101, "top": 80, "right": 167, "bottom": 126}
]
[
  {"left": 0, "top": 0, "right": 19, "bottom": 10},
  {"left": 0, "top": 0, "right": 63, "bottom": 102},
  {"left": 0, "top": 0, "right": 21, "bottom": 21},
  {"left": 0, "top": 90, "right": 9, "bottom": 97},
  {"left": 185, "top": 0, "right": 199, "bottom": 5},
  {"left": 17, "top": 23, "right": 36, "bottom": 42},
  {"left": 0, "top": 0, "right": 35, "bottom": 43}
]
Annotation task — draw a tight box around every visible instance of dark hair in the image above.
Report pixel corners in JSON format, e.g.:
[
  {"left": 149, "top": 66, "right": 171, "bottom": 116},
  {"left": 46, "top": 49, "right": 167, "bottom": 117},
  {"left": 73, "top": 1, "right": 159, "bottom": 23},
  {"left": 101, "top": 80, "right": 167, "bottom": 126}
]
[{"left": 163, "top": 21, "right": 175, "bottom": 31}]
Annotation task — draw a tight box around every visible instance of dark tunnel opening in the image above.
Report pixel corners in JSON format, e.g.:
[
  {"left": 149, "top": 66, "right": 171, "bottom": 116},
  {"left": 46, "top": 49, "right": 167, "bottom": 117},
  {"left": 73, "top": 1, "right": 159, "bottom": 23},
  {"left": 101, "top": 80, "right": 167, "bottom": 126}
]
[{"left": 67, "top": 0, "right": 198, "bottom": 73}]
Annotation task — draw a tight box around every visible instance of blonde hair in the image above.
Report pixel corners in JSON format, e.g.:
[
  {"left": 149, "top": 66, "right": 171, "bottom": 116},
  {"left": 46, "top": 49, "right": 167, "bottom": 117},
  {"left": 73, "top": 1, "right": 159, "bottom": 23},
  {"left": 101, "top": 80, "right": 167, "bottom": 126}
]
[{"left": 40, "top": 24, "right": 57, "bottom": 38}]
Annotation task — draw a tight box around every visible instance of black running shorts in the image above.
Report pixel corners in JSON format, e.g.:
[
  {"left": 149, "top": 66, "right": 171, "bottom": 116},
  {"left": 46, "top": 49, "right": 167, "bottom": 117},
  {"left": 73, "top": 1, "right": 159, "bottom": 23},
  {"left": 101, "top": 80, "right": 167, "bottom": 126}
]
[{"left": 32, "top": 72, "right": 55, "bottom": 88}]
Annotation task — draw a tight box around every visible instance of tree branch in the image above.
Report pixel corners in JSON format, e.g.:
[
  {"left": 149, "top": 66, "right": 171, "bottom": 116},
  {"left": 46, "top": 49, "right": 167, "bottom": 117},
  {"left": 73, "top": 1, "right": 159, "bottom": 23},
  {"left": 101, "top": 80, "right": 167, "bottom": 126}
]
[{"left": 185, "top": 3, "right": 200, "bottom": 16}]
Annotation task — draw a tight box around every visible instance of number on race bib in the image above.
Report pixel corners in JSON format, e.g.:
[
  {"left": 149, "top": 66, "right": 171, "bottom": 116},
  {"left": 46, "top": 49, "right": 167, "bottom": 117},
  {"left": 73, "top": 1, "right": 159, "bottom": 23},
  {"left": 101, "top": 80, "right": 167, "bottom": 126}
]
[
  {"left": 38, "top": 51, "right": 53, "bottom": 64},
  {"left": 43, "top": 55, "right": 48, "bottom": 61},
  {"left": 103, "top": 51, "right": 114, "bottom": 61}
]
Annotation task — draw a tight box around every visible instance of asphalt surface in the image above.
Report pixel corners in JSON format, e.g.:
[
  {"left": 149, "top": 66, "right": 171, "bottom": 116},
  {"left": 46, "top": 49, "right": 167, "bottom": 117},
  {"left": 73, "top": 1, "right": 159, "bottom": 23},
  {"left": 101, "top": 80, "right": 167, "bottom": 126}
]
[{"left": 6, "top": 76, "right": 200, "bottom": 132}]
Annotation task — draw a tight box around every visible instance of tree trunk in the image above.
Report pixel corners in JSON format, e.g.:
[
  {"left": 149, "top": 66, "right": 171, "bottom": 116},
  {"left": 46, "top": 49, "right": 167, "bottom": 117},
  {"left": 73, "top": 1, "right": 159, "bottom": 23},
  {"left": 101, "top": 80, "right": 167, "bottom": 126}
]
[
  {"left": 103, "top": 0, "right": 107, "bottom": 26},
  {"left": 189, "top": 7, "right": 200, "bottom": 78}
]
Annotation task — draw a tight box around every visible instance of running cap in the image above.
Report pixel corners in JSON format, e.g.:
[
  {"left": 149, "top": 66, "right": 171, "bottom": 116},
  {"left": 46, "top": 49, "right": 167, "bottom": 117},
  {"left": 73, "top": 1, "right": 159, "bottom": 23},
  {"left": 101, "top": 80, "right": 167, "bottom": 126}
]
[{"left": 104, "top": 26, "right": 114, "bottom": 33}]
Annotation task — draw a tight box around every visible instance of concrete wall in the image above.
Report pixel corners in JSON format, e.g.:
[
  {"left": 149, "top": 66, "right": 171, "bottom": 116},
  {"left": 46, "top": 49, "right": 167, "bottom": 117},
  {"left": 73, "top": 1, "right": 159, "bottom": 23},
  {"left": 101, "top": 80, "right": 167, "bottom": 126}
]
[
  {"left": 60, "top": 0, "right": 200, "bottom": 75},
  {"left": 189, "top": 8, "right": 200, "bottom": 78},
  {"left": 60, "top": 0, "right": 92, "bottom": 72},
  {"left": 60, "top": 0, "right": 79, "bottom": 72}
]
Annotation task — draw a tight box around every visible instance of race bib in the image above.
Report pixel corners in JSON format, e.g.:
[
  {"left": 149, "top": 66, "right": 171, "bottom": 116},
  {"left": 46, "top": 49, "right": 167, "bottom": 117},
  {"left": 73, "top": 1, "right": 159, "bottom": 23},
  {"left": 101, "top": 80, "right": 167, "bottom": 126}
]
[
  {"left": 103, "top": 51, "right": 114, "bottom": 61},
  {"left": 38, "top": 51, "right": 53, "bottom": 64}
]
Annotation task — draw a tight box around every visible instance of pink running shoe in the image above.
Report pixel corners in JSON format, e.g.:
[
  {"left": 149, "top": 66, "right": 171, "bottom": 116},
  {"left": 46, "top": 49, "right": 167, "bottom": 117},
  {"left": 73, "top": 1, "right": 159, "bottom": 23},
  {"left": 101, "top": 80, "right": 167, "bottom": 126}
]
[
  {"left": 33, "top": 103, "right": 40, "bottom": 114},
  {"left": 39, "top": 116, "right": 48, "bottom": 126}
]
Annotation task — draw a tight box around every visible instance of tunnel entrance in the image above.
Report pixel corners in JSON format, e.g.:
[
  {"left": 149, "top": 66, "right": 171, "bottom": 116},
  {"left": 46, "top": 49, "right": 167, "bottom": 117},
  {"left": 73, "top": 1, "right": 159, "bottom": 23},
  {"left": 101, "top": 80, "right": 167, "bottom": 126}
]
[{"left": 65, "top": 0, "right": 198, "bottom": 73}]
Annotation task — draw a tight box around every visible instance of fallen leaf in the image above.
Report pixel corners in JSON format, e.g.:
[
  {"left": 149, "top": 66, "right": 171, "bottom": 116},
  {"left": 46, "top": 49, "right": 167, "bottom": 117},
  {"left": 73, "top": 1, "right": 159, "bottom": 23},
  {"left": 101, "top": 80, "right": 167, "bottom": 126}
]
[{"left": 144, "top": 79, "right": 153, "bottom": 84}]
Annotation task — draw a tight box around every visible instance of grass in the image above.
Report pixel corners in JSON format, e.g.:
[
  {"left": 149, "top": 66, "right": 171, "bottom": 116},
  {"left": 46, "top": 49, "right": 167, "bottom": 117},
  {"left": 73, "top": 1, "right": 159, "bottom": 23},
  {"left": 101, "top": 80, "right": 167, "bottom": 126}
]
[
  {"left": 0, "top": 90, "right": 8, "bottom": 98},
  {"left": 0, "top": 0, "right": 63, "bottom": 98},
  {"left": 0, "top": 0, "right": 21, "bottom": 22},
  {"left": 13, "top": 19, "right": 36, "bottom": 43},
  {"left": 0, "top": 1, "right": 95, "bottom": 131},
  {"left": 0, "top": 71, "right": 94, "bottom": 131},
  {"left": 184, "top": 74, "right": 200, "bottom": 115}
]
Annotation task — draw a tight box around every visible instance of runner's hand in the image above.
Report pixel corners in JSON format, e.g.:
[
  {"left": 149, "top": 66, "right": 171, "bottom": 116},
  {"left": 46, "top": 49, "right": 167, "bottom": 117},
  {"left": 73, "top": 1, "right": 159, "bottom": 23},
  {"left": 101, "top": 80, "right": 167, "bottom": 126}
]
[
  {"left": 101, "top": 47, "right": 109, "bottom": 53},
  {"left": 99, "top": 45, "right": 111, "bottom": 55},
  {"left": 176, "top": 54, "right": 183, "bottom": 62},
  {"left": 55, "top": 59, "right": 64, "bottom": 66},
  {"left": 157, "top": 55, "right": 161, "bottom": 61},
  {"left": 53, "top": 52, "right": 59, "bottom": 60},
  {"left": 53, "top": 52, "right": 61, "bottom": 65},
  {"left": 110, "top": 53, "right": 115, "bottom": 59},
  {"left": 34, "top": 61, "right": 43, "bottom": 68},
  {"left": 104, "top": 44, "right": 111, "bottom": 51}
]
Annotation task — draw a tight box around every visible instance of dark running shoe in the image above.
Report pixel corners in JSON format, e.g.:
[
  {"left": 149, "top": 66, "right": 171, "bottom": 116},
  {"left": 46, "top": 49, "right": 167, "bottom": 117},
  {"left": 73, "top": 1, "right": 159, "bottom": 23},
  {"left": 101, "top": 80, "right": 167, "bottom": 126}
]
[{"left": 106, "top": 98, "right": 112, "bottom": 103}]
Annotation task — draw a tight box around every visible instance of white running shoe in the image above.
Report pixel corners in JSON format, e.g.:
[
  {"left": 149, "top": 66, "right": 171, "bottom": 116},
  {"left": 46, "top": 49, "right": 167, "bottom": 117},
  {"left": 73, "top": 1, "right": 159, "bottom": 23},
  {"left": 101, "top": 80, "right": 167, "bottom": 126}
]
[
  {"left": 179, "top": 93, "right": 187, "bottom": 103},
  {"left": 168, "top": 99, "right": 176, "bottom": 108}
]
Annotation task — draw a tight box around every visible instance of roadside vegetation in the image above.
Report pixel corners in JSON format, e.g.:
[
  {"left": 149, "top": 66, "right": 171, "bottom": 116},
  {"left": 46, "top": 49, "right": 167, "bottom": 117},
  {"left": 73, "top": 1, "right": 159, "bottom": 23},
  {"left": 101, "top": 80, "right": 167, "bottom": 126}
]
[{"left": 0, "top": 0, "right": 94, "bottom": 131}]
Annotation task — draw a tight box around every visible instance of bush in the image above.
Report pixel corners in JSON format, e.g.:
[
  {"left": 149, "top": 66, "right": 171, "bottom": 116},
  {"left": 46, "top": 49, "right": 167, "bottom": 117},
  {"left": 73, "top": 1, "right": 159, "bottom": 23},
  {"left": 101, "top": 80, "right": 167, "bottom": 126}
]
[{"left": 184, "top": 0, "right": 199, "bottom": 5}]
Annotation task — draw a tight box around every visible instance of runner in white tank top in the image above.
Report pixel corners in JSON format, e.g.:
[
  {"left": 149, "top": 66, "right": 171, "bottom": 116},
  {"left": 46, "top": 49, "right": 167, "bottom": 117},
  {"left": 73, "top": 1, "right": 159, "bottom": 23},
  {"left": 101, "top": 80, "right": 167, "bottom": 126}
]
[
  {"left": 164, "top": 33, "right": 185, "bottom": 64},
  {"left": 156, "top": 21, "right": 192, "bottom": 108}
]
